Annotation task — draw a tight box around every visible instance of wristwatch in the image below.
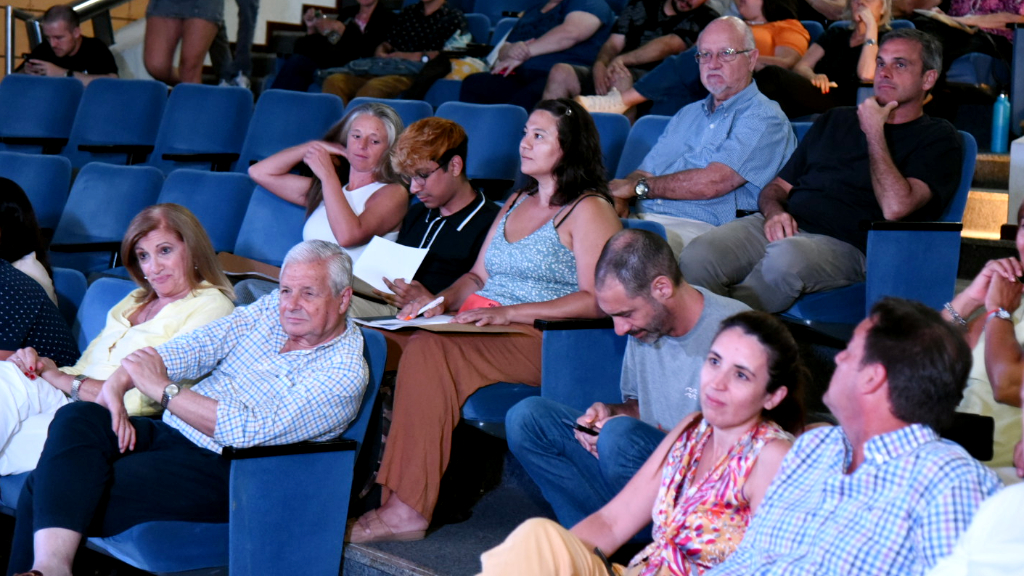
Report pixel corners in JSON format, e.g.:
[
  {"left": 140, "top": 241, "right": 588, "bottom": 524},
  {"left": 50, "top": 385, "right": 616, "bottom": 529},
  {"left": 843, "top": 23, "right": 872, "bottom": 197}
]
[
  {"left": 70, "top": 374, "right": 87, "bottom": 402},
  {"left": 864, "top": 38, "right": 876, "bottom": 46},
  {"left": 421, "top": 54, "right": 430, "bottom": 63},
  {"left": 634, "top": 177, "right": 650, "bottom": 200},
  {"left": 161, "top": 383, "right": 181, "bottom": 409},
  {"left": 988, "top": 308, "right": 1013, "bottom": 323}
]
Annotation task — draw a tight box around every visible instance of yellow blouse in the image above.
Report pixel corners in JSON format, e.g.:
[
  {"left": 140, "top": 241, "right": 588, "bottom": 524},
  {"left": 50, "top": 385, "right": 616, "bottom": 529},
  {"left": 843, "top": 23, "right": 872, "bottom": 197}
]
[{"left": 59, "top": 282, "right": 235, "bottom": 416}]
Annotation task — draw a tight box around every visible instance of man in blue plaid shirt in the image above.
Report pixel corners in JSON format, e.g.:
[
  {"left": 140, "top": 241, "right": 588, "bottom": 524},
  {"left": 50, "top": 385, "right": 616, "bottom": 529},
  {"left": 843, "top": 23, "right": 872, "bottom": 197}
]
[
  {"left": 709, "top": 298, "right": 1002, "bottom": 576},
  {"left": 9, "top": 240, "right": 369, "bottom": 575}
]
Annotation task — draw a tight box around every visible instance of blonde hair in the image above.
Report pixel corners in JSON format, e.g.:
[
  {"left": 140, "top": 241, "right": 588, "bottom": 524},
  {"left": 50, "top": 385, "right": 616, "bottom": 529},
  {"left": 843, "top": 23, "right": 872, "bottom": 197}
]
[
  {"left": 842, "top": 0, "right": 893, "bottom": 28},
  {"left": 305, "top": 102, "right": 404, "bottom": 218},
  {"left": 121, "top": 203, "right": 235, "bottom": 303}
]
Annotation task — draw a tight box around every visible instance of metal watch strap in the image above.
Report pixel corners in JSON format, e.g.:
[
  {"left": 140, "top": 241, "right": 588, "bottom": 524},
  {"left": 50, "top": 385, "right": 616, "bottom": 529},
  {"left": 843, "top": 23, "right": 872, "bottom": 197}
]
[
  {"left": 70, "top": 374, "right": 87, "bottom": 402},
  {"left": 161, "top": 383, "right": 180, "bottom": 409},
  {"left": 635, "top": 177, "right": 650, "bottom": 200}
]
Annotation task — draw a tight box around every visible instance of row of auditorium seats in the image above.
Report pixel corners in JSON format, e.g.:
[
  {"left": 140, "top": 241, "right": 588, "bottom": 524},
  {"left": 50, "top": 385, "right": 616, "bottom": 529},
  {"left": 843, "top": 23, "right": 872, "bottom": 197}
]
[{"left": 0, "top": 271, "right": 388, "bottom": 573}]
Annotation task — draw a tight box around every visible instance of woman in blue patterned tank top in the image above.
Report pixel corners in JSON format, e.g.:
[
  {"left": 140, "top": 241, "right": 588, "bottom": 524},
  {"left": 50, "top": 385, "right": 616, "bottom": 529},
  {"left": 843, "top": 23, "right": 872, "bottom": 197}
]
[{"left": 348, "top": 99, "right": 623, "bottom": 543}]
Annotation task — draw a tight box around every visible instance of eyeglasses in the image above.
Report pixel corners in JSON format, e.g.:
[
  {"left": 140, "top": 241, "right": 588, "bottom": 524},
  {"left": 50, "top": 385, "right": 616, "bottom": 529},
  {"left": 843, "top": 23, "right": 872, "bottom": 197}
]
[
  {"left": 694, "top": 48, "right": 753, "bottom": 64},
  {"left": 410, "top": 164, "right": 442, "bottom": 185}
]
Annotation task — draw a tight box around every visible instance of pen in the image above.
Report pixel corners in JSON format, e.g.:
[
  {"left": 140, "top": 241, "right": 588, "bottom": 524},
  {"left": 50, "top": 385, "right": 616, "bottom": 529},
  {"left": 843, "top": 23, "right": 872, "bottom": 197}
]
[{"left": 405, "top": 296, "right": 444, "bottom": 321}]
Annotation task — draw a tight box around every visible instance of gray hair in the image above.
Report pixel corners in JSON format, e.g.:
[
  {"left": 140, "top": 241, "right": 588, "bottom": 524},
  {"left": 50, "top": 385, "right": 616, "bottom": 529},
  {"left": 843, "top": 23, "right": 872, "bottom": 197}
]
[
  {"left": 698, "top": 16, "right": 757, "bottom": 52},
  {"left": 281, "top": 240, "right": 353, "bottom": 297},
  {"left": 881, "top": 28, "right": 942, "bottom": 73}
]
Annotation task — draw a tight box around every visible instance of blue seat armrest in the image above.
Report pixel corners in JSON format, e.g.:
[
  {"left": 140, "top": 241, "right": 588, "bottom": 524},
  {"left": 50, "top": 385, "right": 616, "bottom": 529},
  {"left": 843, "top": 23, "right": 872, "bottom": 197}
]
[
  {"left": 161, "top": 152, "right": 240, "bottom": 171},
  {"left": 48, "top": 240, "right": 122, "bottom": 253},
  {"left": 78, "top": 144, "right": 154, "bottom": 164},
  {"left": 533, "top": 318, "right": 613, "bottom": 331},
  {"left": 865, "top": 221, "right": 963, "bottom": 312},
  {"left": 0, "top": 136, "right": 68, "bottom": 153},
  {"left": 222, "top": 437, "right": 357, "bottom": 460},
  {"left": 534, "top": 318, "right": 626, "bottom": 411},
  {"left": 867, "top": 221, "right": 962, "bottom": 232},
  {"left": 227, "top": 439, "right": 356, "bottom": 574}
]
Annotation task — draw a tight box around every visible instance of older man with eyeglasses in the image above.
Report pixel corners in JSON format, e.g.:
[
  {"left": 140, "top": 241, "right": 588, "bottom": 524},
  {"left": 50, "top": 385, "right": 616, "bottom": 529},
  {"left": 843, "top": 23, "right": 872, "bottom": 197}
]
[
  {"left": 609, "top": 15, "right": 796, "bottom": 255},
  {"left": 680, "top": 28, "right": 964, "bottom": 314}
]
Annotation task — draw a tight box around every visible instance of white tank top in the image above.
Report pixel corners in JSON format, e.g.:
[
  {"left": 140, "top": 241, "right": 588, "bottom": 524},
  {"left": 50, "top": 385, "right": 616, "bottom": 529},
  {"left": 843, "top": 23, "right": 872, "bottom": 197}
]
[{"left": 302, "top": 181, "right": 399, "bottom": 264}]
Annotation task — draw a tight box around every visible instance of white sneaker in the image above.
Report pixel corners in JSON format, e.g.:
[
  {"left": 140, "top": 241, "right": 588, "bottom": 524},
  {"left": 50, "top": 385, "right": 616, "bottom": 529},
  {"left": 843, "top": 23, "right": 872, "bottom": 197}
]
[
  {"left": 576, "top": 88, "right": 627, "bottom": 115},
  {"left": 233, "top": 72, "right": 251, "bottom": 89}
]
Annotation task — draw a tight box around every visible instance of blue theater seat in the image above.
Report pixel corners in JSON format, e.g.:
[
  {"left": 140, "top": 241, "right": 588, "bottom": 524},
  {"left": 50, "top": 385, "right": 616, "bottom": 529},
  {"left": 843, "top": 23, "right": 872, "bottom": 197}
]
[
  {"left": 0, "top": 75, "right": 83, "bottom": 154},
  {"left": 234, "top": 89, "right": 344, "bottom": 171},
  {"left": 0, "top": 151, "right": 72, "bottom": 232},
  {"left": 146, "top": 84, "right": 253, "bottom": 174},
  {"left": 48, "top": 164, "right": 164, "bottom": 274},
  {"left": 61, "top": 78, "right": 168, "bottom": 168}
]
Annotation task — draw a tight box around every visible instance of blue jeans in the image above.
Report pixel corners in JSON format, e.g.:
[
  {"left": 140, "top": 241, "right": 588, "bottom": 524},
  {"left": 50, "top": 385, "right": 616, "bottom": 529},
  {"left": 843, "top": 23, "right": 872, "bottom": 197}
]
[
  {"left": 210, "top": 0, "right": 258, "bottom": 78},
  {"left": 506, "top": 396, "right": 665, "bottom": 531},
  {"left": 633, "top": 47, "right": 707, "bottom": 116}
]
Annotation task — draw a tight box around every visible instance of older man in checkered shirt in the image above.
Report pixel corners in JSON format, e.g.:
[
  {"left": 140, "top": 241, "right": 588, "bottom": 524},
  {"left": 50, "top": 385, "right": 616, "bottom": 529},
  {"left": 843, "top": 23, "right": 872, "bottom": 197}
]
[
  {"left": 708, "top": 298, "right": 1002, "bottom": 576},
  {"left": 8, "top": 240, "right": 368, "bottom": 575}
]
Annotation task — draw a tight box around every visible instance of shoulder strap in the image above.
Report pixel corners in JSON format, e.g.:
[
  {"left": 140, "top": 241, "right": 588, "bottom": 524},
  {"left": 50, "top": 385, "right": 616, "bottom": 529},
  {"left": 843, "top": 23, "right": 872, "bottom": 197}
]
[{"left": 553, "top": 193, "right": 612, "bottom": 229}]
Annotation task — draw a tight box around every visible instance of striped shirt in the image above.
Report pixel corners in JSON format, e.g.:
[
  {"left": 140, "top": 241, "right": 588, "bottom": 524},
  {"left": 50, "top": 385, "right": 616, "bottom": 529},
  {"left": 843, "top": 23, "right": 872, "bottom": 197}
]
[
  {"left": 157, "top": 291, "right": 368, "bottom": 454},
  {"left": 709, "top": 424, "right": 1002, "bottom": 576}
]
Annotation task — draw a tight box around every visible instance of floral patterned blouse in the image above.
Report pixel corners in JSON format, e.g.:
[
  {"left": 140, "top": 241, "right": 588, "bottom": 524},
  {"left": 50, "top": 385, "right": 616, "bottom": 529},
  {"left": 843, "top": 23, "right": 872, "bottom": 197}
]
[
  {"left": 628, "top": 417, "right": 792, "bottom": 576},
  {"left": 948, "top": 0, "right": 1024, "bottom": 40}
]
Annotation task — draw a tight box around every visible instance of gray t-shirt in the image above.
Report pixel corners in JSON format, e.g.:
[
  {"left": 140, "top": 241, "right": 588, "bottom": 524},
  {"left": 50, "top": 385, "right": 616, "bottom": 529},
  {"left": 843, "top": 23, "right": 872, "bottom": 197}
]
[{"left": 619, "top": 286, "right": 750, "bottom": 430}]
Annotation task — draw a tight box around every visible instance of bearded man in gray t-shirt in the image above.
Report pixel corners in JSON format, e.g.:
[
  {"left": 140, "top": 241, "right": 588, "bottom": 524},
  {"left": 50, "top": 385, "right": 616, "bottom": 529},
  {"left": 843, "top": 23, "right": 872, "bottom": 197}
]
[{"left": 506, "top": 229, "right": 748, "bottom": 529}]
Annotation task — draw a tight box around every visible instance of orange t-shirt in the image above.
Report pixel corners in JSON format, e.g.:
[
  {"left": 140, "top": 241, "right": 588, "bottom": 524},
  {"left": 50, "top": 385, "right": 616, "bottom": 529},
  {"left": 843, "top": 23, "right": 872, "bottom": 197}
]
[{"left": 752, "top": 19, "right": 811, "bottom": 57}]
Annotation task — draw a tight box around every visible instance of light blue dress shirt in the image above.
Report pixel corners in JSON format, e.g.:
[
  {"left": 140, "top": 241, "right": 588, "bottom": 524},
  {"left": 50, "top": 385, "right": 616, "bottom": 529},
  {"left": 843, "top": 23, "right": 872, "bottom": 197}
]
[{"left": 637, "top": 80, "right": 796, "bottom": 226}]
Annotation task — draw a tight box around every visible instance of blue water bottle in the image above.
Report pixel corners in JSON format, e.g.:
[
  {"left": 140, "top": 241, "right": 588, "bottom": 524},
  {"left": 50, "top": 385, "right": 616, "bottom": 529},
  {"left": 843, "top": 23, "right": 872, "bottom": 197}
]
[{"left": 992, "top": 92, "right": 1010, "bottom": 154}]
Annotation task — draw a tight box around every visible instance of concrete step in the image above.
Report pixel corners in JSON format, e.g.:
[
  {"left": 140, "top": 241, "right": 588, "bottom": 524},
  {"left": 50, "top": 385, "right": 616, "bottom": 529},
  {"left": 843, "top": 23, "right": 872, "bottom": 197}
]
[
  {"left": 344, "top": 545, "right": 441, "bottom": 576},
  {"left": 965, "top": 188, "right": 1009, "bottom": 240},
  {"left": 974, "top": 152, "right": 1010, "bottom": 189}
]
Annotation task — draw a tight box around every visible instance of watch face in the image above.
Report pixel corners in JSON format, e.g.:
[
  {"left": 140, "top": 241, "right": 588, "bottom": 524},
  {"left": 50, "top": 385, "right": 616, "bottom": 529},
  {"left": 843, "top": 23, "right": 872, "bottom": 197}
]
[
  {"left": 635, "top": 180, "right": 649, "bottom": 197},
  {"left": 166, "top": 384, "right": 180, "bottom": 397}
]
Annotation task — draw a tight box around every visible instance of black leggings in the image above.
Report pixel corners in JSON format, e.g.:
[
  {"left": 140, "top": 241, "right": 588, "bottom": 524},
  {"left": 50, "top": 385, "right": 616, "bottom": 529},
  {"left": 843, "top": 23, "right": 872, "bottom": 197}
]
[{"left": 8, "top": 402, "right": 230, "bottom": 574}]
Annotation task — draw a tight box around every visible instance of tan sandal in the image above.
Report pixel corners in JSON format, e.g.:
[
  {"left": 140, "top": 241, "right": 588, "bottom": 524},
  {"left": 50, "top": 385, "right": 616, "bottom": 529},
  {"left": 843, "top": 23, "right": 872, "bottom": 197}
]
[{"left": 345, "top": 509, "right": 426, "bottom": 543}]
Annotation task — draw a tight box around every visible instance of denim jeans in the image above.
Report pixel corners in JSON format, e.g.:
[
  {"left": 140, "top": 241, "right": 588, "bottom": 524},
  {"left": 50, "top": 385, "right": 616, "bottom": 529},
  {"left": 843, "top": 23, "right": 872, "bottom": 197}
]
[
  {"left": 210, "top": 0, "right": 258, "bottom": 79},
  {"left": 506, "top": 396, "right": 665, "bottom": 531}
]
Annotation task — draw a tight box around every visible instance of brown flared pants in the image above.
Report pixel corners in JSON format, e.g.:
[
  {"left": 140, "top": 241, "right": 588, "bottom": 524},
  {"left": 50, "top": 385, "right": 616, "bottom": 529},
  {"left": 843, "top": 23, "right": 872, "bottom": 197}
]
[{"left": 376, "top": 327, "right": 543, "bottom": 521}]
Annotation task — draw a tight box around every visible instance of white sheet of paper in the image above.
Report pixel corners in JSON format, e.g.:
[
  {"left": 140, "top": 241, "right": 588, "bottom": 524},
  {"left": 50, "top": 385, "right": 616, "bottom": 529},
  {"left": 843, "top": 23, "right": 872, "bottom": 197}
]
[
  {"left": 352, "top": 236, "right": 429, "bottom": 294},
  {"left": 486, "top": 28, "right": 513, "bottom": 68},
  {"left": 354, "top": 314, "right": 457, "bottom": 330}
]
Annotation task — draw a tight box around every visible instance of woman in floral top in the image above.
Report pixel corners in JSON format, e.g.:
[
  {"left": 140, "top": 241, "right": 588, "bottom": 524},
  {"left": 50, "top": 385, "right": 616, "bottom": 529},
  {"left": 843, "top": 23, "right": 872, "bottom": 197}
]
[{"left": 478, "top": 311, "right": 807, "bottom": 575}]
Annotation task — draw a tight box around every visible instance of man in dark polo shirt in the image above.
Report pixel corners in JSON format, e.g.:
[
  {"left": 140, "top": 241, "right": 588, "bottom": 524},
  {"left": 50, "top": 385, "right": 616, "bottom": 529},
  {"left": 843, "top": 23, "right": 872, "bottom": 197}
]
[
  {"left": 680, "top": 28, "right": 963, "bottom": 313},
  {"left": 372, "top": 117, "right": 499, "bottom": 308},
  {"left": 22, "top": 5, "right": 118, "bottom": 86}
]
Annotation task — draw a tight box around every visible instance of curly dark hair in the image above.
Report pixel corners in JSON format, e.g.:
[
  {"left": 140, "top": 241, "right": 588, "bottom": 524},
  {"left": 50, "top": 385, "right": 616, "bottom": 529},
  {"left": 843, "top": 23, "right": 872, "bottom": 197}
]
[
  {"left": 0, "top": 177, "right": 51, "bottom": 277},
  {"left": 716, "top": 311, "right": 807, "bottom": 435},
  {"left": 520, "top": 98, "right": 609, "bottom": 206}
]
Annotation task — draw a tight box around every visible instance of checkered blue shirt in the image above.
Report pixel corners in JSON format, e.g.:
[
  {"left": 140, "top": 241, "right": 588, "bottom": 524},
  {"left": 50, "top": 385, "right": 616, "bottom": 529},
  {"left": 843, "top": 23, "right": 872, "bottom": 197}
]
[
  {"left": 157, "top": 291, "right": 368, "bottom": 454},
  {"left": 709, "top": 424, "right": 1002, "bottom": 576}
]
